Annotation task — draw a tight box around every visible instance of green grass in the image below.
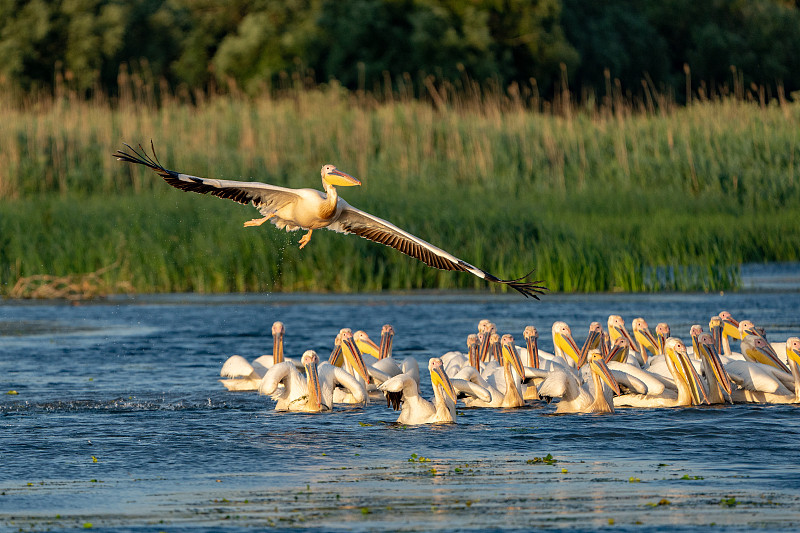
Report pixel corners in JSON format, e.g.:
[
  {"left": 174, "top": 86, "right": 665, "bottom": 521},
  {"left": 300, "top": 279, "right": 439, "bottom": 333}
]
[
  {"left": 2, "top": 188, "right": 798, "bottom": 295},
  {"left": 1, "top": 84, "right": 799, "bottom": 295}
]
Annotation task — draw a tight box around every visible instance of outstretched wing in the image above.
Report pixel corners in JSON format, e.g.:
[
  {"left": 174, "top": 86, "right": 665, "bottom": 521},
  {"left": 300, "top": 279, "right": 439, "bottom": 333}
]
[
  {"left": 114, "top": 142, "right": 301, "bottom": 213},
  {"left": 329, "top": 203, "right": 546, "bottom": 299}
]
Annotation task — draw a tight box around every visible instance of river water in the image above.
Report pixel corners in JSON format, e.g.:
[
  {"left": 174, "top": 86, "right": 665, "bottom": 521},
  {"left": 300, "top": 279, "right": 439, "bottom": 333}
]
[{"left": 2, "top": 267, "right": 799, "bottom": 531}]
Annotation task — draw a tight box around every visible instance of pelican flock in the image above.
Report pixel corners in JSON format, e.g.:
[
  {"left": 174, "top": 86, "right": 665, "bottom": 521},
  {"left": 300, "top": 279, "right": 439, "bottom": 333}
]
[
  {"left": 210, "top": 309, "right": 798, "bottom": 424},
  {"left": 112, "top": 146, "right": 797, "bottom": 420},
  {"left": 114, "top": 143, "right": 546, "bottom": 298}
]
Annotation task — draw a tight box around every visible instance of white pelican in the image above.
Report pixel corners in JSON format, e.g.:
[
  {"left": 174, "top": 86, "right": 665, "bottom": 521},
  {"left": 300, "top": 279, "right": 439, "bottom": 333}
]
[
  {"left": 258, "top": 350, "right": 366, "bottom": 411},
  {"left": 453, "top": 335, "right": 527, "bottom": 408},
  {"left": 727, "top": 337, "right": 797, "bottom": 403},
  {"left": 717, "top": 311, "right": 741, "bottom": 356},
  {"left": 605, "top": 337, "right": 633, "bottom": 365},
  {"left": 787, "top": 337, "right": 800, "bottom": 400},
  {"left": 632, "top": 318, "right": 659, "bottom": 361},
  {"left": 551, "top": 321, "right": 584, "bottom": 368},
  {"left": 219, "top": 321, "right": 286, "bottom": 391},
  {"left": 378, "top": 324, "right": 395, "bottom": 360},
  {"left": 537, "top": 350, "right": 621, "bottom": 414},
  {"left": 737, "top": 322, "right": 789, "bottom": 373},
  {"left": 694, "top": 333, "right": 733, "bottom": 404},
  {"left": 614, "top": 338, "right": 708, "bottom": 408},
  {"left": 522, "top": 326, "right": 540, "bottom": 368},
  {"left": 379, "top": 357, "right": 490, "bottom": 424},
  {"left": 708, "top": 315, "right": 724, "bottom": 354},
  {"left": 522, "top": 326, "right": 541, "bottom": 400},
  {"left": 330, "top": 330, "right": 384, "bottom": 402},
  {"left": 655, "top": 322, "right": 670, "bottom": 356},
  {"left": 607, "top": 315, "right": 635, "bottom": 348},
  {"left": 467, "top": 333, "right": 481, "bottom": 371},
  {"left": 114, "top": 143, "right": 547, "bottom": 298},
  {"left": 579, "top": 322, "right": 603, "bottom": 363},
  {"left": 354, "top": 330, "right": 380, "bottom": 359}
]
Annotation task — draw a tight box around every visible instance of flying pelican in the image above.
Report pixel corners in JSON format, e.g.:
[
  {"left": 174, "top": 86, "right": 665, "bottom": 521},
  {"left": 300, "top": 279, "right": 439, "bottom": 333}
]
[
  {"left": 537, "top": 350, "right": 621, "bottom": 414},
  {"left": 379, "top": 357, "right": 491, "bottom": 424},
  {"left": 219, "top": 321, "right": 286, "bottom": 391},
  {"left": 258, "top": 350, "right": 366, "bottom": 411},
  {"left": 613, "top": 338, "right": 708, "bottom": 408},
  {"left": 114, "top": 143, "right": 546, "bottom": 298}
]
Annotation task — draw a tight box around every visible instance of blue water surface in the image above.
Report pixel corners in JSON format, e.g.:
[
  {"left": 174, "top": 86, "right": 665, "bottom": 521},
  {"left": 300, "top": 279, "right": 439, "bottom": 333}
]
[{"left": 1, "top": 286, "right": 799, "bottom": 532}]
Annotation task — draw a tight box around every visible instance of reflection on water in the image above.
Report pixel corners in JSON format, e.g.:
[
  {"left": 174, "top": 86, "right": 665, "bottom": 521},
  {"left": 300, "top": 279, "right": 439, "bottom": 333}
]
[{"left": 1, "top": 283, "right": 799, "bottom": 531}]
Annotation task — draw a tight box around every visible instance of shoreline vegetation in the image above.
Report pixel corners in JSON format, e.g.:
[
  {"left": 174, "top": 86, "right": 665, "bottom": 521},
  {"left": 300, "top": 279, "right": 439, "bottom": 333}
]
[{"left": 1, "top": 79, "right": 799, "bottom": 298}]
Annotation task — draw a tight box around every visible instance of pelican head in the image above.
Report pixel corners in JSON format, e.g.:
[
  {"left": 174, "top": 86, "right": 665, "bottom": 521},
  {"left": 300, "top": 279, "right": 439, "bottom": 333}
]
[
  {"left": 379, "top": 324, "right": 395, "bottom": 359},
  {"left": 588, "top": 349, "right": 621, "bottom": 396},
  {"left": 501, "top": 334, "right": 524, "bottom": 378},
  {"left": 708, "top": 315, "right": 723, "bottom": 353},
  {"left": 741, "top": 335, "right": 790, "bottom": 373},
  {"left": 606, "top": 336, "right": 630, "bottom": 363},
  {"left": 665, "top": 337, "right": 708, "bottom": 405},
  {"left": 552, "top": 321, "right": 583, "bottom": 367},
  {"left": 301, "top": 350, "right": 323, "bottom": 411},
  {"left": 787, "top": 337, "right": 800, "bottom": 367},
  {"left": 719, "top": 311, "right": 741, "bottom": 340},
  {"left": 655, "top": 322, "right": 670, "bottom": 350},
  {"left": 428, "top": 358, "right": 457, "bottom": 403},
  {"left": 329, "top": 332, "right": 343, "bottom": 365},
  {"left": 467, "top": 333, "right": 480, "bottom": 370},
  {"left": 523, "top": 325, "right": 539, "bottom": 368},
  {"left": 489, "top": 332, "right": 502, "bottom": 362},
  {"left": 608, "top": 315, "right": 636, "bottom": 353},
  {"left": 689, "top": 324, "right": 703, "bottom": 359},
  {"left": 696, "top": 333, "right": 733, "bottom": 395},
  {"left": 523, "top": 325, "right": 538, "bottom": 340},
  {"left": 272, "top": 321, "right": 285, "bottom": 363},
  {"left": 354, "top": 330, "right": 380, "bottom": 358},
  {"left": 632, "top": 317, "right": 658, "bottom": 361},
  {"left": 340, "top": 330, "right": 372, "bottom": 383},
  {"left": 581, "top": 321, "right": 603, "bottom": 359},
  {"left": 478, "top": 319, "right": 492, "bottom": 334},
  {"left": 321, "top": 164, "right": 361, "bottom": 187}
]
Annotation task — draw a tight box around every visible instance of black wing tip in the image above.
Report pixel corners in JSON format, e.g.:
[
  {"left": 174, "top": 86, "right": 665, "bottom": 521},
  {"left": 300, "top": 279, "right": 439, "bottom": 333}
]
[
  {"left": 112, "top": 140, "right": 173, "bottom": 176},
  {"left": 499, "top": 269, "right": 549, "bottom": 299},
  {"left": 385, "top": 391, "right": 404, "bottom": 411}
]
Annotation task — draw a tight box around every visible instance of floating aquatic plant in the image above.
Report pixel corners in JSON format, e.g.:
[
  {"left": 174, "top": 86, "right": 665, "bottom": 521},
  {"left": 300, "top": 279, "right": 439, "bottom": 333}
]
[
  {"left": 526, "top": 453, "right": 557, "bottom": 465},
  {"left": 720, "top": 496, "right": 739, "bottom": 507}
]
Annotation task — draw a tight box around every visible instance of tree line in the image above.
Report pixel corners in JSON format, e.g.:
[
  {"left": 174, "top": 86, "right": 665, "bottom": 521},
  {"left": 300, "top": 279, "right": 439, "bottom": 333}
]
[{"left": 2, "top": 0, "right": 799, "bottom": 103}]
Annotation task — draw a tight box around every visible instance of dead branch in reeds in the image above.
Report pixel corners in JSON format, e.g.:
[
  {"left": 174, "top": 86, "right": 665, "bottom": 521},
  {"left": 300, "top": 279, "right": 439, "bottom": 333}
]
[{"left": 9, "top": 262, "right": 134, "bottom": 300}]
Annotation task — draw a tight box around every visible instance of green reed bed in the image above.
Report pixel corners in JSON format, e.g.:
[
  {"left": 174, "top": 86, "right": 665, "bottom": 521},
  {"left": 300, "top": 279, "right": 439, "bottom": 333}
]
[
  {"left": 2, "top": 190, "right": 798, "bottom": 296},
  {"left": 1, "top": 85, "right": 799, "bottom": 295}
]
